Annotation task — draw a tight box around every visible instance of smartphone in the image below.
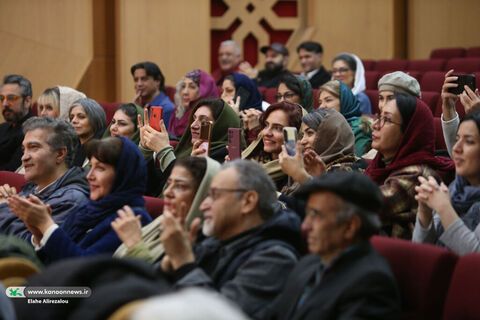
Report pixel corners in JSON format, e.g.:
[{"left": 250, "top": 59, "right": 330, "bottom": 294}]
[
  {"left": 149, "top": 106, "right": 163, "bottom": 131},
  {"left": 283, "top": 127, "right": 297, "bottom": 156},
  {"left": 448, "top": 74, "right": 476, "bottom": 95},
  {"left": 228, "top": 128, "right": 242, "bottom": 160},
  {"left": 199, "top": 121, "right": 213, "bottom": 156}
]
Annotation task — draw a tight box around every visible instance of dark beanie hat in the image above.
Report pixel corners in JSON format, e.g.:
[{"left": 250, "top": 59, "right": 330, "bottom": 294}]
[{"left": 394, "top": 93, "right": 417, "bottom": 132}]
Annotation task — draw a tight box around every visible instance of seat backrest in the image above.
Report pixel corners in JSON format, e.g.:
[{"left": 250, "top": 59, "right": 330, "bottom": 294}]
[
  {"left": 262, "top": 87, "right": 277, "bottom": 104},
  {"left": 434, "top": 98, "right": 465, "bottom": 118},
  {"left": 312, "top": 89, "right": 319, "bottom": 109},
  {"left": 371, "top": 236, "right": 458, "bottom": 320},
  {"left": 374, "top": 59, "right": 408, "bottom": 72},
  {"left": 362, "top": 59, "right": 376, "bottom": 71},
  {"left": 364, "top": 90, "right": 379, "bottom": 114},
  {"left": 99, "top": 102, "right": 123, "bottom": 125},
  {"left": 165, "top": 86, "right": 176, "bottom": 103},
  {"left": 143, "top": 196, "right": 164, "bottom": 219},
  {"left": 445, "top": 58, "right": 480, "bottom": 74},
  {"left": 466, "top": 46, "right": 480, "bottom": 58},
  {"left": 443, "top": 254, "right": 480, "bottom": 320},
  {"left": 430, "top": 47, "right": 466, "bottom": 59},
  {"left": 420, "top": 71, "right": 446, "bottom": 92},
  {"left": 0, "top": 171, "right": 26, "bottom": 191},
  {"left": 365, "top": 71, "right": 380, "bottom": 90},
  {"left": 408, "top": 59, "right": 446, "bottom": 72},
  {"left": 420, "top": 91, "right": 440, "bottom": 114}
]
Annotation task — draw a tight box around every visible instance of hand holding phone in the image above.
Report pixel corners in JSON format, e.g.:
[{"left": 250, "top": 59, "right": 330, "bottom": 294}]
[
  {"left": 149, "top": 106, "right": 163, "bottom": 132},
  {"left": 198, "top": 121, "right": 213, "bottom": 156},
  {"left": 283, "top": 127, "right": 297, "bottom": 156},
  {"left": 448, "top": 74, "right": 476, "bottom": 95}
]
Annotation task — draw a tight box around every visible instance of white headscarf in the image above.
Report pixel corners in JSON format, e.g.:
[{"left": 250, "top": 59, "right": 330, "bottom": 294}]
[{"left": 333, "top": 52, "right": 366, "bottom": 95}]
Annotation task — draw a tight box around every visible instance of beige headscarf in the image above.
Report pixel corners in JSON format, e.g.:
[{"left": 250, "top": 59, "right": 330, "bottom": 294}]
[{"left": 58, "top": 86, "right": 86, "bottom": 120}]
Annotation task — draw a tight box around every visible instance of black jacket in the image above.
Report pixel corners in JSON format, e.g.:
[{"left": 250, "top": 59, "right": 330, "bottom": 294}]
[
  {"left": 0, "top": 110, "right": 34, "bottom": 171},
  {"left": 307, "top": 66, "right": 331, "bottom": 89}
]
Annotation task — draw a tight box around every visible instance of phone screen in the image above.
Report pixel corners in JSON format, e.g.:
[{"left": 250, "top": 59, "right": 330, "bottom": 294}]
[{"left": 283, "top": 127, "right": 297, "bottom": 156}]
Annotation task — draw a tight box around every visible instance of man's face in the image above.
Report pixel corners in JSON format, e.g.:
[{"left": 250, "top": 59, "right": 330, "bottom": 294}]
[
  {"left": 200, "top": 167, "right": 244, "bottom": 241},
  {"left": 265, "top": 49, "right": 286, "bottom": 72},
  {"left": 21, "top": 128, "right": 62, "bottom": 188},
  {"left": 302, "top": 191, "right": 353, "bottom": 259},
  {"left": 218, "top": 45, "right": 240, "bottom": 71},
  {"left": 0, "top": 83, "right": 28, "bottom": 123},
  {"left": 133, "top": 68, "right": 160, "bottom": 99},
  {"left": 298, "top": 48, "right": 322, "bottom": 73}
]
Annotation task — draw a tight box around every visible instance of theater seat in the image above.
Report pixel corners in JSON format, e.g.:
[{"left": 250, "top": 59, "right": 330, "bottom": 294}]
[
  {"left": 408, "top": 59, "right": 446, "bottom": 72},
  {"left": 99, "top": 102, "right": 123, "bottom": 125},
  {"left": 365, "top": 71, "right": 380, "bottom": 90},
  {"left": 362, "top": 59, "right": 376, "bottom": 71},
  {"left": 420, "top": 71, "right": 446, "bottom": 93},
  {"left": 371, "top": 236, "right": 458, "bottom": 320},
  {"left": 443, "top": 254, "right": 480, "bottom": 320},
  {"left": 312, "top": 89, "right": 319, "bottom": 109},
  {"left": 262, "top": 87, "right": 277, "bottom": 104},
  {"left": 430, "top": 47, "right": 466, "bottom": 59},
  {"left": 434, "top": 98, "right": 465, "bottom": 119},
  {"left": 420, "top": 91, "right": 440, "bottom": 114},
  {"left": 445, "top": 58, "right": 480, "bottom": 74},
  {"left": 143, "top": 196, "right": 164, "bottom": 219},
  {"left": 374, "top": 59, "right": 408, "bottom": 72},
  {"left": 466, "top": 46, "right": 480, "bottom": 58},
  {"left": 165, "top": 86, "right": 176, "bottom": 102},
  {"left": 364, "top": 90, "right": 379, "bottom": 114},
  {"left": 0, "top": 171, "right": 26, "bottom": 191}
]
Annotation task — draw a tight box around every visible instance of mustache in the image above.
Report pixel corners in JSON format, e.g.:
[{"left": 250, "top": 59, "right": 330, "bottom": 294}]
[{"left": 220, "top": 59, "right": 232, "bottom": 64}]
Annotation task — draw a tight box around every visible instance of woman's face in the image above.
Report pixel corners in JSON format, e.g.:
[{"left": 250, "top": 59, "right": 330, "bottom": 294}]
[
  {"left": 276, "top": 83, "right": 301, "bottom": 105},
  {"left": 37, "top": 96, "right": 59, "bottom": 118},
  {"left": 221, "top": 79, "right": 236, "bottom": 102},
  {"left": 181, "top": 77, "right": 200, "bottom": 106},
  {"left": 371, "top": 99, "right": 404, "bottom": 159},
  {"left": 332, "top": 60, "right": 355, "bottom": 88},
  {"left": 452, "top": 120, "right": 480, "bottom": 186},
  {"left": 318, "top": 90, "right": 340, "bottom": 112},
  {"left": 190, "top": 106, "right": 214, "bottom": 145},
  {"left": 163, "top": 165, "right": 197, "bottom": 218},
  {"left": 300, "top": 122, "right": 316, "bottom": 152},
  {"left": 110, "top": 110, "right": 136, "bottom": 139},
  {"left": 87, "top": 156, "right": 115, "bottom": 201},
  {"left": 262, "top": 109, "right": 290, "bottom": 159},
  {"left": 69, "top": 105, "right": 95, "bottom": 142}
]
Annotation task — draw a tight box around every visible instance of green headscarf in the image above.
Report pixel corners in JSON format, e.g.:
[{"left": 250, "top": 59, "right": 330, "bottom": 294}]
[
  {"left": 293, "top": 74, "right": 314, "bottom": 112},
  {"left": 103, "top": 103, "right": 144, "bottom": 145}
]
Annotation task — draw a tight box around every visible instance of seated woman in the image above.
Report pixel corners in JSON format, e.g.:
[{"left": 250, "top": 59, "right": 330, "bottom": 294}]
[
  {"left": 221, "top": 72, "right": 265, "bottom": 112},
  {"left": 169, "top": 70, "right": 218, "bottom": 139},
  {"left": 8, "top": 137, "right": 152, "bottom": 265},
  {"left": 37, "top": 86, "right": 86, "bottom": 119},
  {"left": 68, "top": 98, "right": 106, "bottom": 167},
  {"left": 103, "top": 103, "right": 143, "bottom": 144},
  {"left": 318, "top": 80, "right": 372, "bottom": 156},
  {"left": 113, "top": 156, "right": 221, "bottom": 263},
  {"left": 242, "top": 101, "right": 302, "bottom": 191},
  {"left": 331, "top": 53, "right": 372, "bottom": 114},
  {"left": 140, "top": 98, "right": 242, "bottom": 196},
  {"left": 413, "top": 110, "right": 480, "bottom": 255},
  {"left": 365, "top": 93, "right": 454, "bottom": 239}
]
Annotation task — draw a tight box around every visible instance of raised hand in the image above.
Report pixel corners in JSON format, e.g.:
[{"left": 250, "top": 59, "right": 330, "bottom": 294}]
[
  {"left": 111, "top": 205, "right": 143, "bottom": 249},
  {"left": 303, "top": 149, "right": 327, "bottom": 177},
  {"left": 279, "top": 141, "right": 310, "bottom": 184},
  {"left": 459, "top": 86, "right": 480, "bottom": 114},
  {"left": 441, "top": 69, "right": 460, "bottom": 121}
]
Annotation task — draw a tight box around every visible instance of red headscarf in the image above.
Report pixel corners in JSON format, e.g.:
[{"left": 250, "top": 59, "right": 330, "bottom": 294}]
[{"left": 365, "top": 99, "right": 454, "bottom": 184}]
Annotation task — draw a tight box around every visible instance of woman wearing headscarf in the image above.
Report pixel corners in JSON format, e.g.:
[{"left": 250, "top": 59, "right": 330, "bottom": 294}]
[
  {"left": 318, "top": 80, "right": 372, "bottom": 156},
  {"left": 365, "top": 93, "right": 454, "bottom": 239},
  {"left": 331, "top": 53, "right": 372, "bottom": 114},
  {"left": 37, "top": 86, "right": 86, "bottom": 120},
  {"left": 9, "top": 137, "right": 152, "bottom": 265},
  {"left": 103, "top": 103, "right": 143, "bottom": 145},
  {"left": 221, "top": 72, "right": 265, "bottom": 112},
  {"left": 169, "top": 70, "right": 219, "bottom": 139}
]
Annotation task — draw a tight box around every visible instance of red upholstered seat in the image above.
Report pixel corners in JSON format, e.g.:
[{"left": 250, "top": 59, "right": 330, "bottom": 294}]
[
  {"left": 365, "top": 71, "right": 380, "bottom": 90},
  {"left": 433, "top": 117, "right": 447, "bottom": 150},
  {"left": 99, "top": 102, "right": 123, "bottom": 125},
  {"left": 420, "top": 71, "right": 446, "bottom": 92},
  {"left": 371, "top": 236, "right": 458, "bottom": 320},
  {"left": 0, "top": 171, "right": 26, "bottom": 191},
  {"left": 364, "top": 89, "right": 379, "bottom": 114},
  {"left": 430, "top": 47, "right": 466, "bottom": 59},
  {"left": 434, "top": 98, "right": 466, "bottom": 118},
  {"left": 443, "top": 254, "right": 480, "bottom": 320},
  {"left": 312, "top": 89, "right": 319, "bottom": 109},
  {"left": 374, "top": 59, "right": 408, "bottom": 72},
  {"left": 142, "top": 196, "right": 164, "bottom": 219},
  {"left": 165, "top": 86, "right": 176, "bottom": 103},
  {"left": 466, "top": 46, "right": 480, "bottom": 58},
  {"left": 262, "top": 87, "right": 277, "bottom": 104},
  {"left": 445, "top": 58, "right": 480, "bottom": 74},
  {"left": 408, "top": 59, "right": 446, "bottom": 72},
  {"left": 420, "top": 91, "right": 440, "bottom": 114},
  {"left": 362, "top": 59, "right": 376, "bottom": 71}
]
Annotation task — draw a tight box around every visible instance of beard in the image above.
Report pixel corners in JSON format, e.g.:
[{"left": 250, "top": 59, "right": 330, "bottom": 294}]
[
  {"left": 264, "top": 61, "right": 284, "bottom": 75},
  {"left": 2, "top": 101, "right": 26, "bottom": 124},
  {"left": 202, "top": 218, "right": 215, "bottom": 237}
]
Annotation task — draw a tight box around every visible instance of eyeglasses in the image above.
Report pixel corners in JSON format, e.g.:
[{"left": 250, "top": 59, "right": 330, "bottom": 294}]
[
  {"left": 331, "top": 67, "right": 350, "bottom": 74},
  {"left": 373, "top": 113, "right": 402, "bottom": 128},
  {"left": 207, "top": 187, "right": 248, "bottom": 200},
  {"left": 0, "top": 95, "right": 23, "bottom": 103},
  {"left": 275, "top": 92, "right": 297, "bottom": 101}
]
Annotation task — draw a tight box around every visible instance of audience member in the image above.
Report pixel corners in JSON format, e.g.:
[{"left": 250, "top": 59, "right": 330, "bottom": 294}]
[
  {"left": 221, "top": 72, "right": 264, "bottom": 112},
  {"left": 131, "top": 62, "right": 175, "bottom": 128},
  {"left": 268, "top": 171, "right": 400, "bottom": 319},
  {"left": 0, "top": 74, "right": 34, "bottom": 171},
  {"left": 103, "top": 103, "right": 143, "bottom": 145},
  {"left": 212, "top": 40, "right": 243, "bottom": 85},
  {"left": 242, "top": 102, "right": 302, "bottom": 190},
  {"left": 0, "top": 116, "right": 89, "bottom": 240},
  {"left": 297, "top": 41, "right": 331, "bottom": 89},
  {"left": 158, "top": 160, "right": 301, "bottom": 319},
  {"left": 318, "top": 80, "right": 372, "bottom": 156},
  {"left": 377, "top": 71, "right": 421, "bottom": 110},
  {"left": 365, "top": 93, "right": 454, "bottom": 238},
  {"left": 9, "top": 137, "right": 152, "bottom": 264},
  {"left": 332, "top": 53, "right": 372, "bottom": 114},
  {"left": 37, "top": 86, "right": 86, "bottom": 120},
  {"left": 169, "top": 69, "right": 218, "bottom": 139},
  {"left": 276, "top": 73, "right": 314, "bottom": 112},
  {"left": 68, "top": 98, "right": 106, "bottom": 167},
  {"left": 239, "top": 42, "right": 290, "bottom": 88},
  {"left": 413, "top": 110, "right": 480, "bottom": 255},
  {"left": 113, "top": 157, "right": 220, "bottom": 263}
]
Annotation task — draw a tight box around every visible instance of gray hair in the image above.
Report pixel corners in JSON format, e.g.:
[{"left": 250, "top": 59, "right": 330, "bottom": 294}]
[
  {"left": 302, "top": 108, "right": 330, "bottom": 131},
  {"left": 220, "top": 40, "right": 241, "bottom": 55},
  {"left": 22, "top": 116, "right": 79, "bottom": 168},
  {"left": 222, "top": 159, "right": 277, "bottom": 220},
  {"left": 174, "top": 77, "right": 187, "bottom": 119},
  {"left": 2, "top": 74, "right": 33, "bottom": 97},
  {"left": 335, "top": 198, "right": 381, "bottom": 240},
  {"left": 69, "top": 98, "right": 106, "bottom": 136}
]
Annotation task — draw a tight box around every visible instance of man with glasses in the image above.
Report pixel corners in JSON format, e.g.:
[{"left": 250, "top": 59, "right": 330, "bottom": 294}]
[
  {"left": 267, "top": 171, "right": 400, "bottom": 320},
  {"left": 0, "top": 74, "right": 34, "bottom": 171},
  {"left": 158, "top": 159, "right": 301, "bottom": 319}
]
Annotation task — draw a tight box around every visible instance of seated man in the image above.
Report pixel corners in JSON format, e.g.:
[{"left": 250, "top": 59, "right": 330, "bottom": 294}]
[
  {"left": 268, "top": 171, "right": 401, "bottom": 320},
  {"left": 159, "top": 160, "right": 301, "bottom": 320},
  {"left": 297, "top": 41, "right": 331, "bottom": 89},
  {"left": 0, "top": 74, "right": 34, "bottom": 171},
  {"left": 0, "top": 117, "right": 90, "bottom": 240},
  {"left": 212, "top": 40, "right": 243, "bottom": 85},
  {"left": 131, "top": 61, "right": 175, "bottom": 127}
]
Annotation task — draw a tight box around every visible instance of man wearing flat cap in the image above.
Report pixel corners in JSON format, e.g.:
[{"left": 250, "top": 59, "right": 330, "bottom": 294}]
[
  {"left": 239, "top": 42, "right": 290, "bottom": 88},
  {"left": 267, "top": 171, "right": 401, "bottom": 320}
]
